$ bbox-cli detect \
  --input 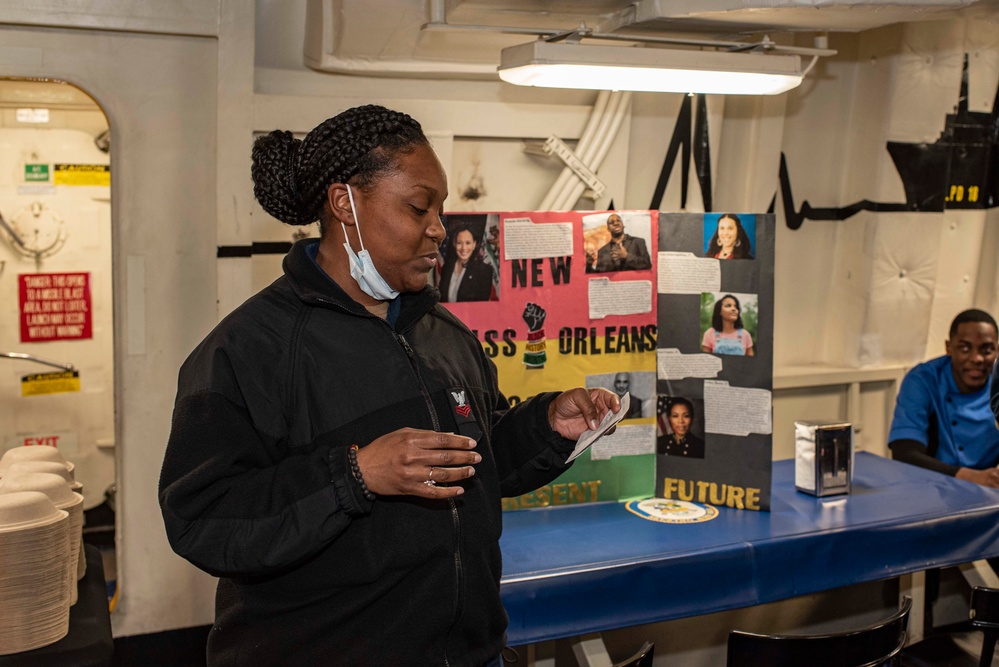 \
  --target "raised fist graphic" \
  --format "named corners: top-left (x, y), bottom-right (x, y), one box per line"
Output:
top-left (522, 302), bottom-right (547, 333)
